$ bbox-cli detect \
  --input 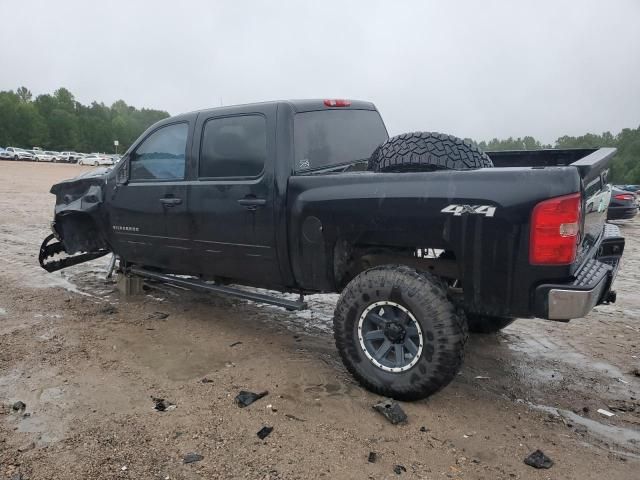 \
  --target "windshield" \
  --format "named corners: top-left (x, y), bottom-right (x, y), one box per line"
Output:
top-left (294, 109), bottom-right (388, 171)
